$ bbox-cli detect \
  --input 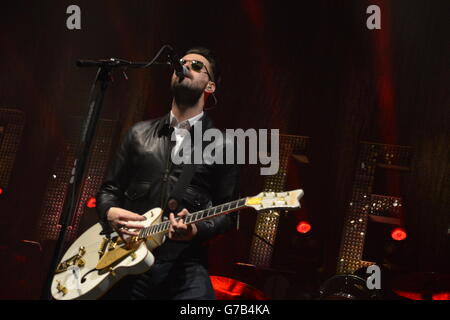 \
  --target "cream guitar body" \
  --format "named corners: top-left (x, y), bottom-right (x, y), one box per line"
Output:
top-left (51, 208), bottom-right (163, 300)
top-left (51, 189), bottom-right (304, 300)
